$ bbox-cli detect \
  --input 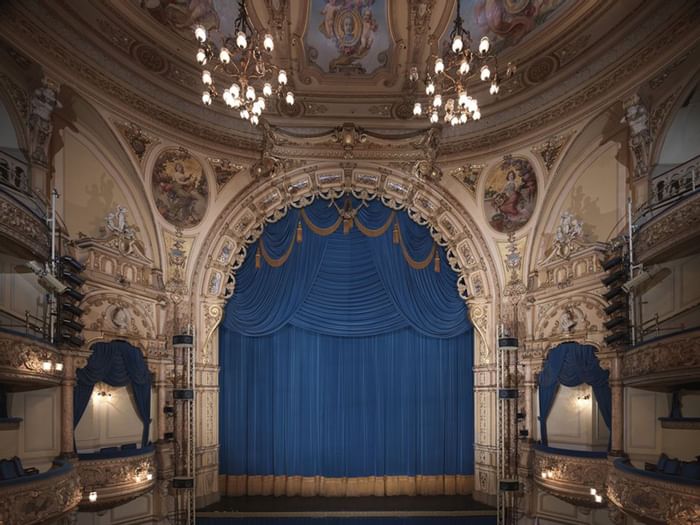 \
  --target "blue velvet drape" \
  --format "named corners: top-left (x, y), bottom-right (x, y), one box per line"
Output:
top-left (220, 198), bottom-right (474, 480)
top-left (74, 340), bottom-right (152, 447)
top-left (538, 342), bottom-right (612, 447)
